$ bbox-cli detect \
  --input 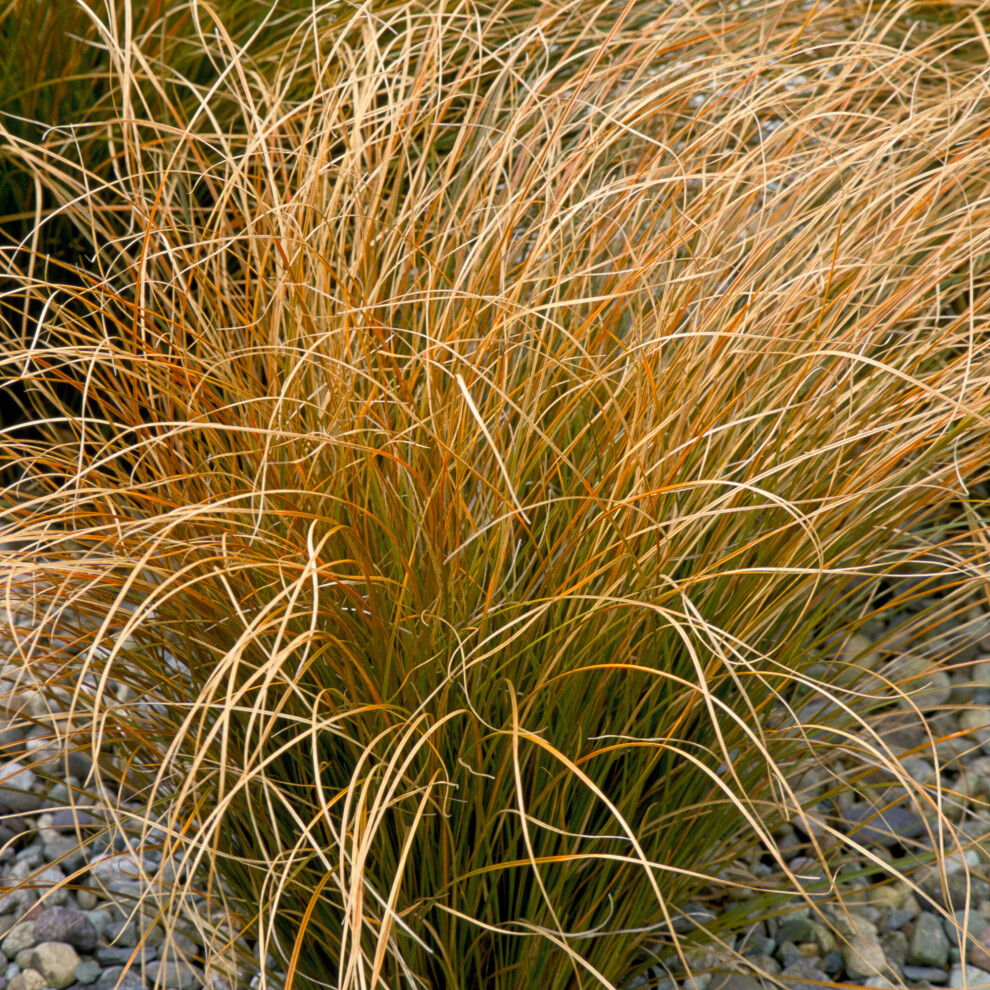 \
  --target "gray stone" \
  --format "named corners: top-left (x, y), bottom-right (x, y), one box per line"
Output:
top-left (49, 807), bottom-right (101, 834)
top-left (822, 951), bottom-right (844, 974)
top-left (741, 934), bottom-right (776, 957)
top-left (102, 880), bottom-right (144, 904)
top-left (626, 973), bottom-right (678, 990)
top-left (708, 975), bottom-right (763, 990)
top-left (844, 934), bottom-right (890, 978)
top-left (14, 842), bottom-right (43, 866)
top-left (76, 888), bottom-right (99, 910)
top-left (32, 907), bottom-right (97, 953)
top-left (776, 918), bottom-right (814, 944)
top-left (944, 851), bottom-right (981, 877)
top-left (74, 957), bottom-right (102, 985)
top-left (946, 910), bottom-right (990, 948)
top-left (948, 964), bottom-right (990, 987)
top-left (921, 871), bottom-right (990, 911)
top-left (776, 941), bottom-right (802, 967)
top-left (148, 960), bottom-right (206, 990)
top-left (0, 883), bottom-right (36, 917)
top-left (769, 909), bottom-right (810, 938)
top-left (7, 970), bottom-right (45, 990)
top-left (672, 904), bottom-right (718, 933)
top-left (93, 966), bottom-right (146, 990)
top-left (743, 954), bottom-right (780, 976)
top-left (96, 945), bottom-right (158, 966)
top-left (902, 758), bottom-right (938, 784)
top-left (85, 910), bottom-right (113, 941)
top-left (166, 928), bottom-right (202, 956)
top-left (0, 924), bottom-right (35, 958)
top-left (41, 865), bottom-right (69, 905)
top-left (0, 764), bottom-right (42, 815)
top-left (42, 835), bottom-right (87, 874)
top-left (207, 971), bottom-right (235, 990)
top-left (959, 709), bottom-right (990, 745)
top-left (21, 734), bottom-right (68, 777)
top-left (903, 964), bottom-right (950, 983)
top-left (911, 912), bottom-right (952, 968)
top-left (779, 959), bottom-right (829, 990)
top-left (827, 908), bottom-right (878, 939)
top-left (830, 632), bottom-right (883, 687)
top-left (807, 921), bottom-right (836, 955)
top-left (890, 656), bottom-right (952, 710)
top-left (88, 851), bottom-right (144, 890)
top-left (0, 718), bottom-right (27, 760)
top-left (105, 920), bottom-right (138, 948)
top-left (26, 942), bottom-right (80, 990)
top-left (885, 907), bottom-right (916, 932)
top-left (882, 929), bottom-right (909, 969)
top-left (841, 802), bottom-right (927, 847)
